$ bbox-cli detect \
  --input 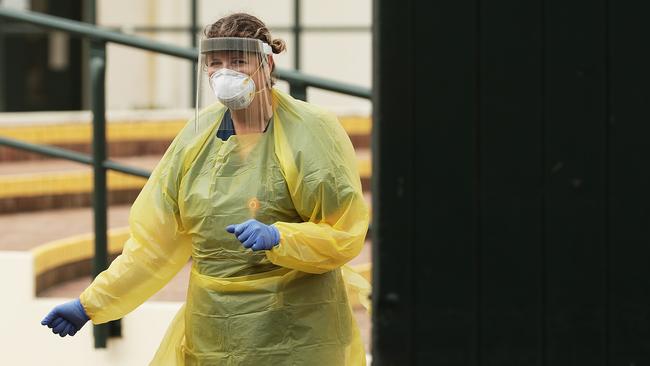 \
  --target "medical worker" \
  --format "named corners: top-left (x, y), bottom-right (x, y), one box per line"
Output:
top-left (41, 13), bottom-right (369, 365)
